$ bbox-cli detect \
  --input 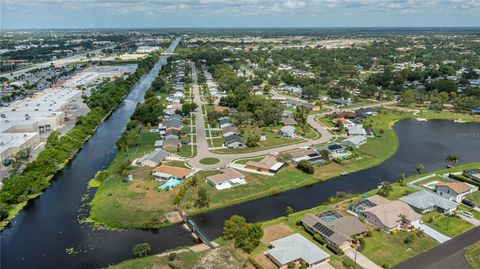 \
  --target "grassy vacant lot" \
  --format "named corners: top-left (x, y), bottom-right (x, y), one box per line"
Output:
top-left (87, 126), bottom-right (185, 229)
top-left (109, 244), bottom-right (248, 269)
top-left (213, 128), bottom-right (305, 154)
top-left (421, 211), bottom-right (474, 237)
top-left (361, 229), bottom-right (438, 268)
top-left (465, 240), bottom-right (480, 269)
